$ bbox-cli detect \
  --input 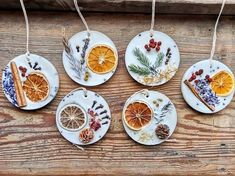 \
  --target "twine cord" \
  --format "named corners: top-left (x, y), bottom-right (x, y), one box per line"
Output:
top-left (20, 0), bottom-right (30, 55)
top-left (150, 0), bottom-right (156, 36)
top-left (74, 0), bottom-right (91, 36)
top-left (209, 0), bottom-right (226, 63)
